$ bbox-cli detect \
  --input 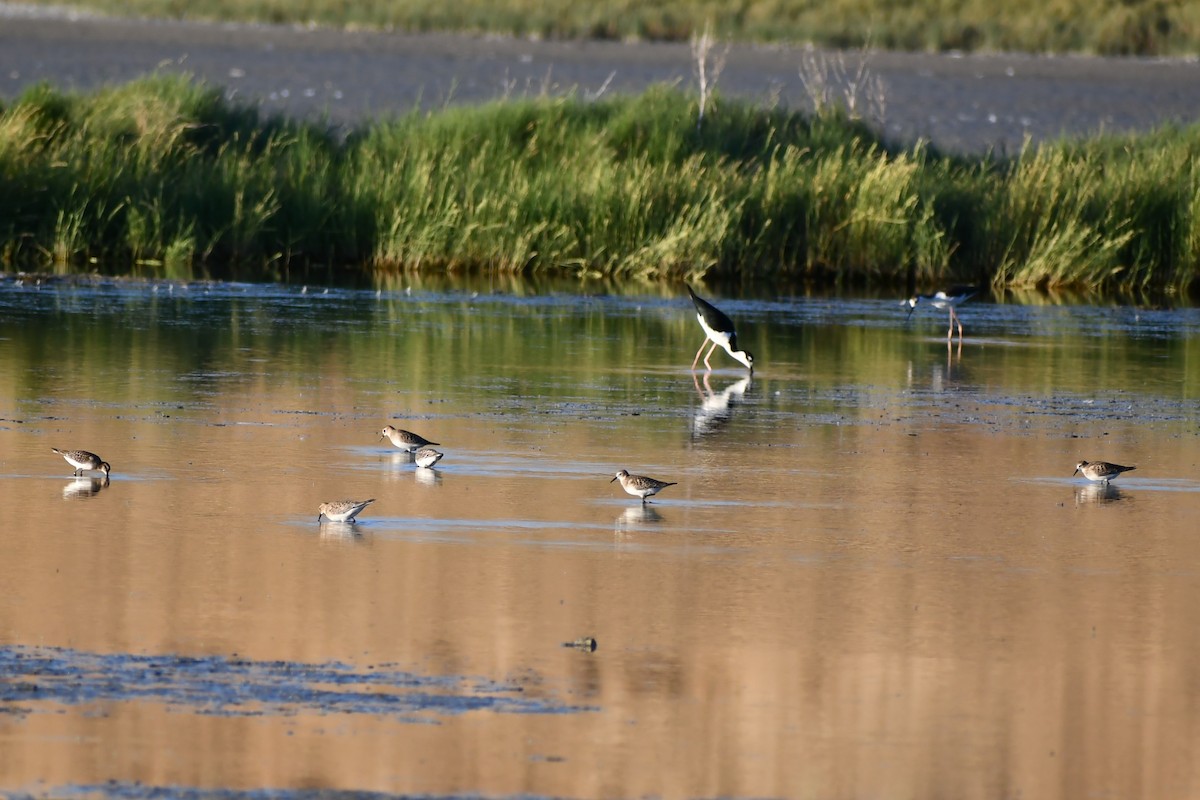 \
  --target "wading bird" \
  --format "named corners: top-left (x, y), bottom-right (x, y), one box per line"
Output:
top-left (686, 284), bottom-right (753, 371)
top-left (1073, 461), bottom-right (1136, 484)
top-left (317, 498), bottom-right (376, 523)
top-left (905, 286), bottom-right (978, 341)
top-left (610, 470), bottom-right (677, 504)
top-left (380, 425), bottom-right (439, 453)
top-left (51, 448), bottom-right (111, 478)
